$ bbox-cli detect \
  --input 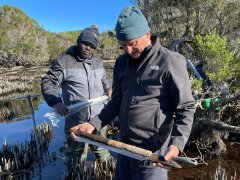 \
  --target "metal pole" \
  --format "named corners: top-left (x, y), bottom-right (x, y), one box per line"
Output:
top-left (27, 95), bottom-right (40, 158)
